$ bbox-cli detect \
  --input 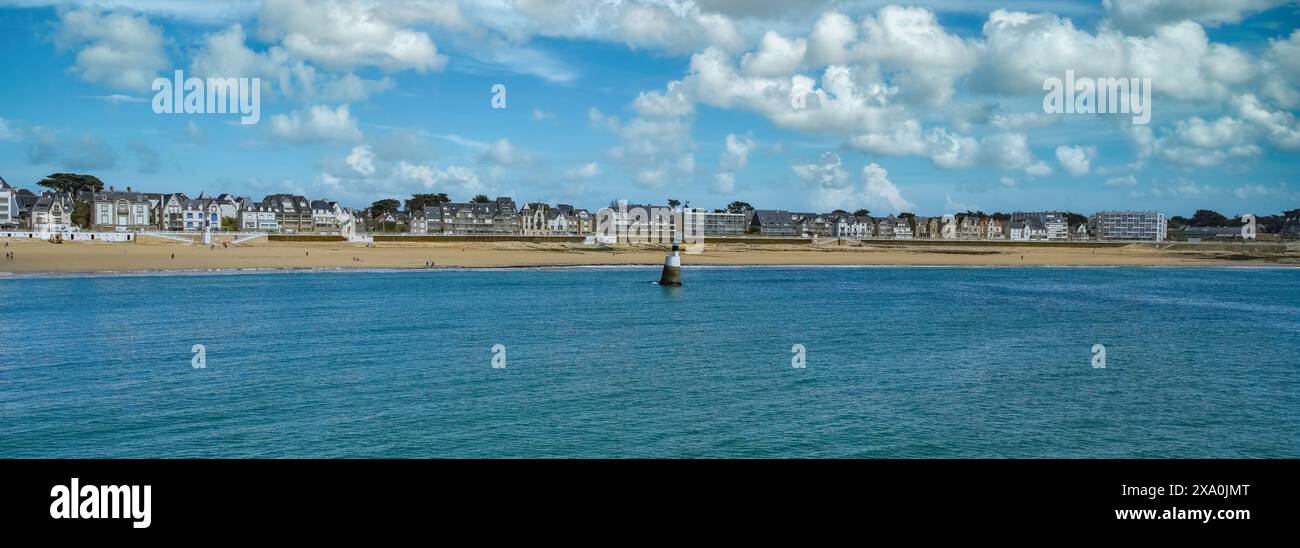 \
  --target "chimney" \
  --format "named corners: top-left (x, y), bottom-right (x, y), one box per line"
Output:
top-left (127, 186), bottom-right (132, 193)
top-left (109, 185), bottom-right (115, 192)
